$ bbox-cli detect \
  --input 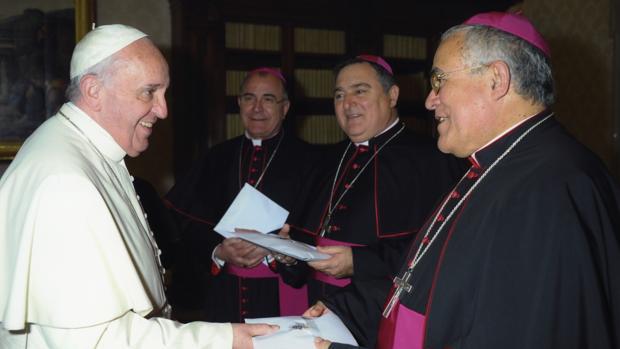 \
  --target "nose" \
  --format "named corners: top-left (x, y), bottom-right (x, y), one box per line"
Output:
top-left (253, 99), bottom-right (264, 112)
top-left (154, 93), bottom-right (168, 119)
top-left (425, 89), bottom-right (438, 111)
top-left (342, 93), bottom-right (355, 109)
